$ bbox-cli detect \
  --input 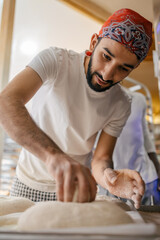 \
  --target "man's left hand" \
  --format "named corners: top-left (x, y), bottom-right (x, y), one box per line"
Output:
top-left (103, 168), bottom-right (145, 209)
